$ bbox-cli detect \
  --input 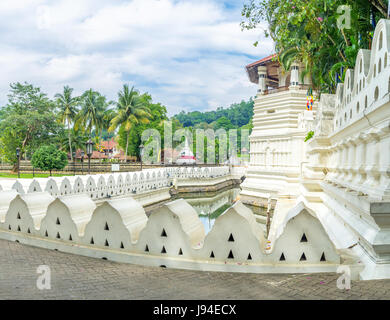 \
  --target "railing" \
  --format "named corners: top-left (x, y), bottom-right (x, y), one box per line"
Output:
top-left (262, 84), bottom-right (312, 95)
top-left (0, 166), bottom-right (231, 199)
top-left (0, 161), bottom-right (225, 176)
